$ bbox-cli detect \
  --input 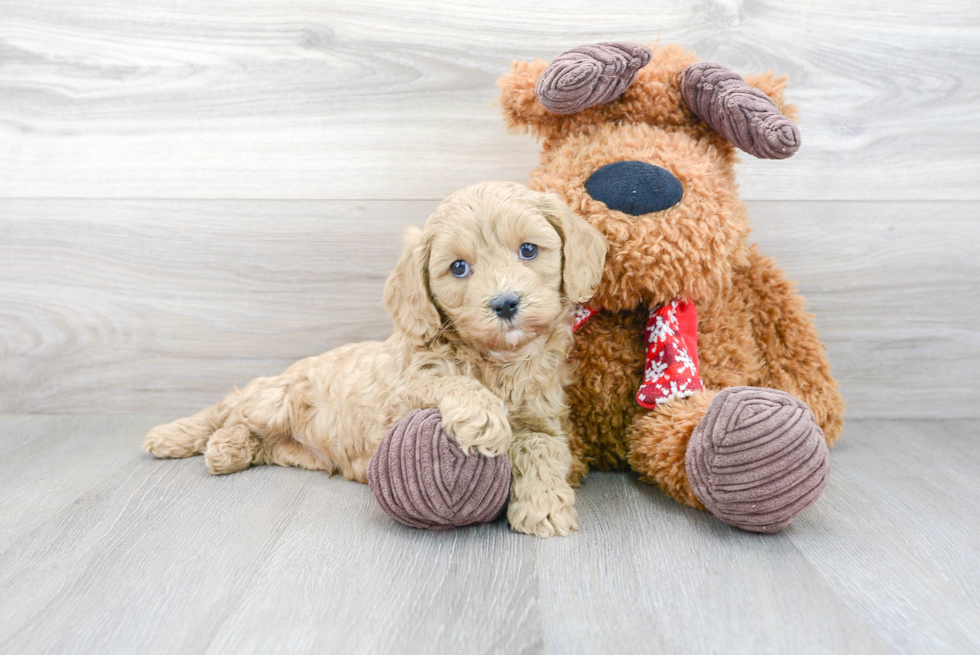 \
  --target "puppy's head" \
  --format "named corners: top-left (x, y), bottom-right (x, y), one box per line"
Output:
top-left (383, 181), bottom-right (606, 352)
